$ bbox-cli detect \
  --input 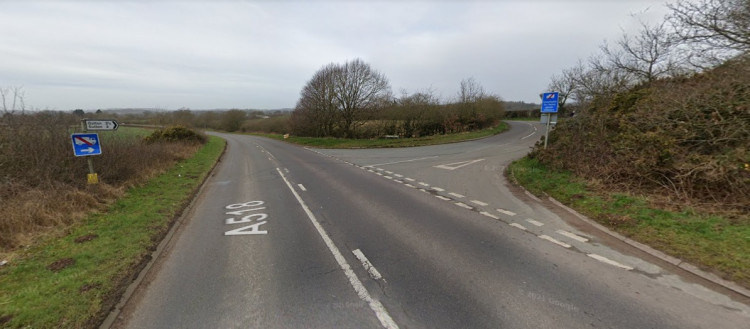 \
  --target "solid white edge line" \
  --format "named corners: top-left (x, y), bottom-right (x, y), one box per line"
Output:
top-left (352, 249), bottom-right (385, 281)
top-left (538, 235), bottom-right (572, 248)
top-left (275, 168), bottom-right (399, 329)
top-left (587, 254), bottom-right (634, 270)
